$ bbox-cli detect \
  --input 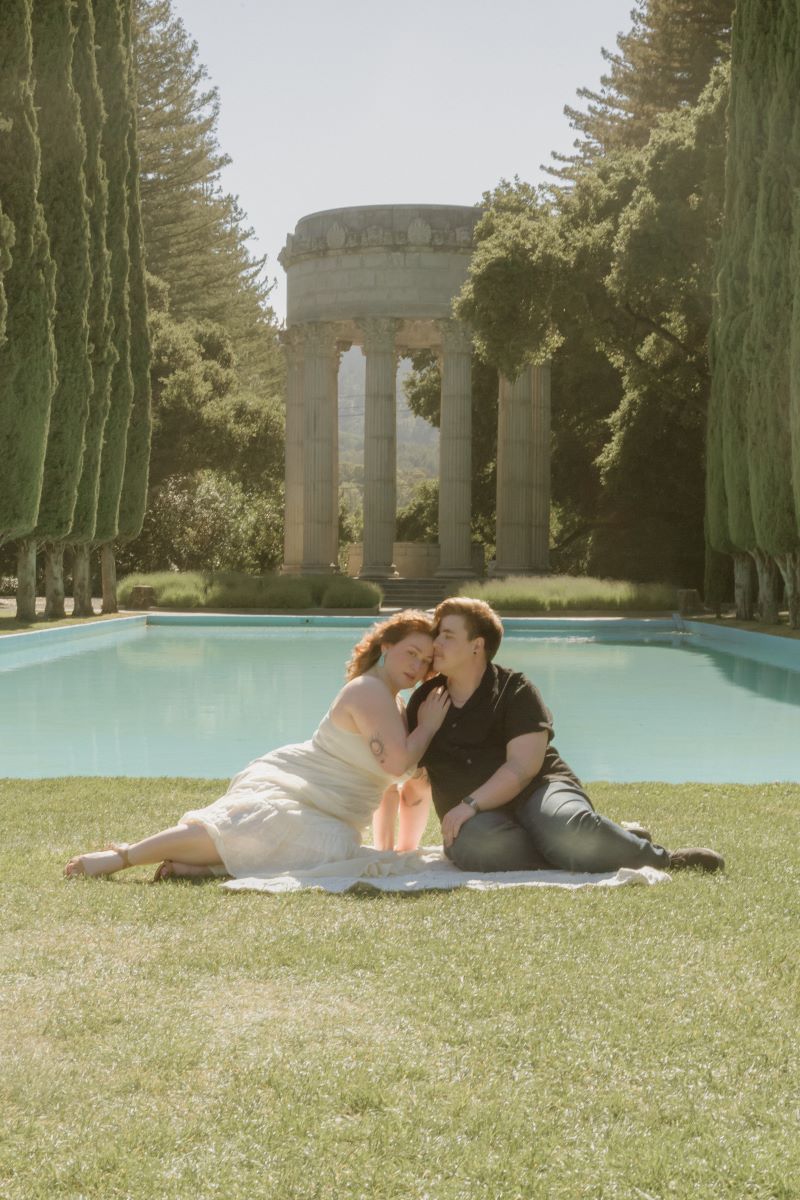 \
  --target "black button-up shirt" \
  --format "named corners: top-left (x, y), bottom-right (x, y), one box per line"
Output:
top-left (406, 662), bottom-right (581, 821)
